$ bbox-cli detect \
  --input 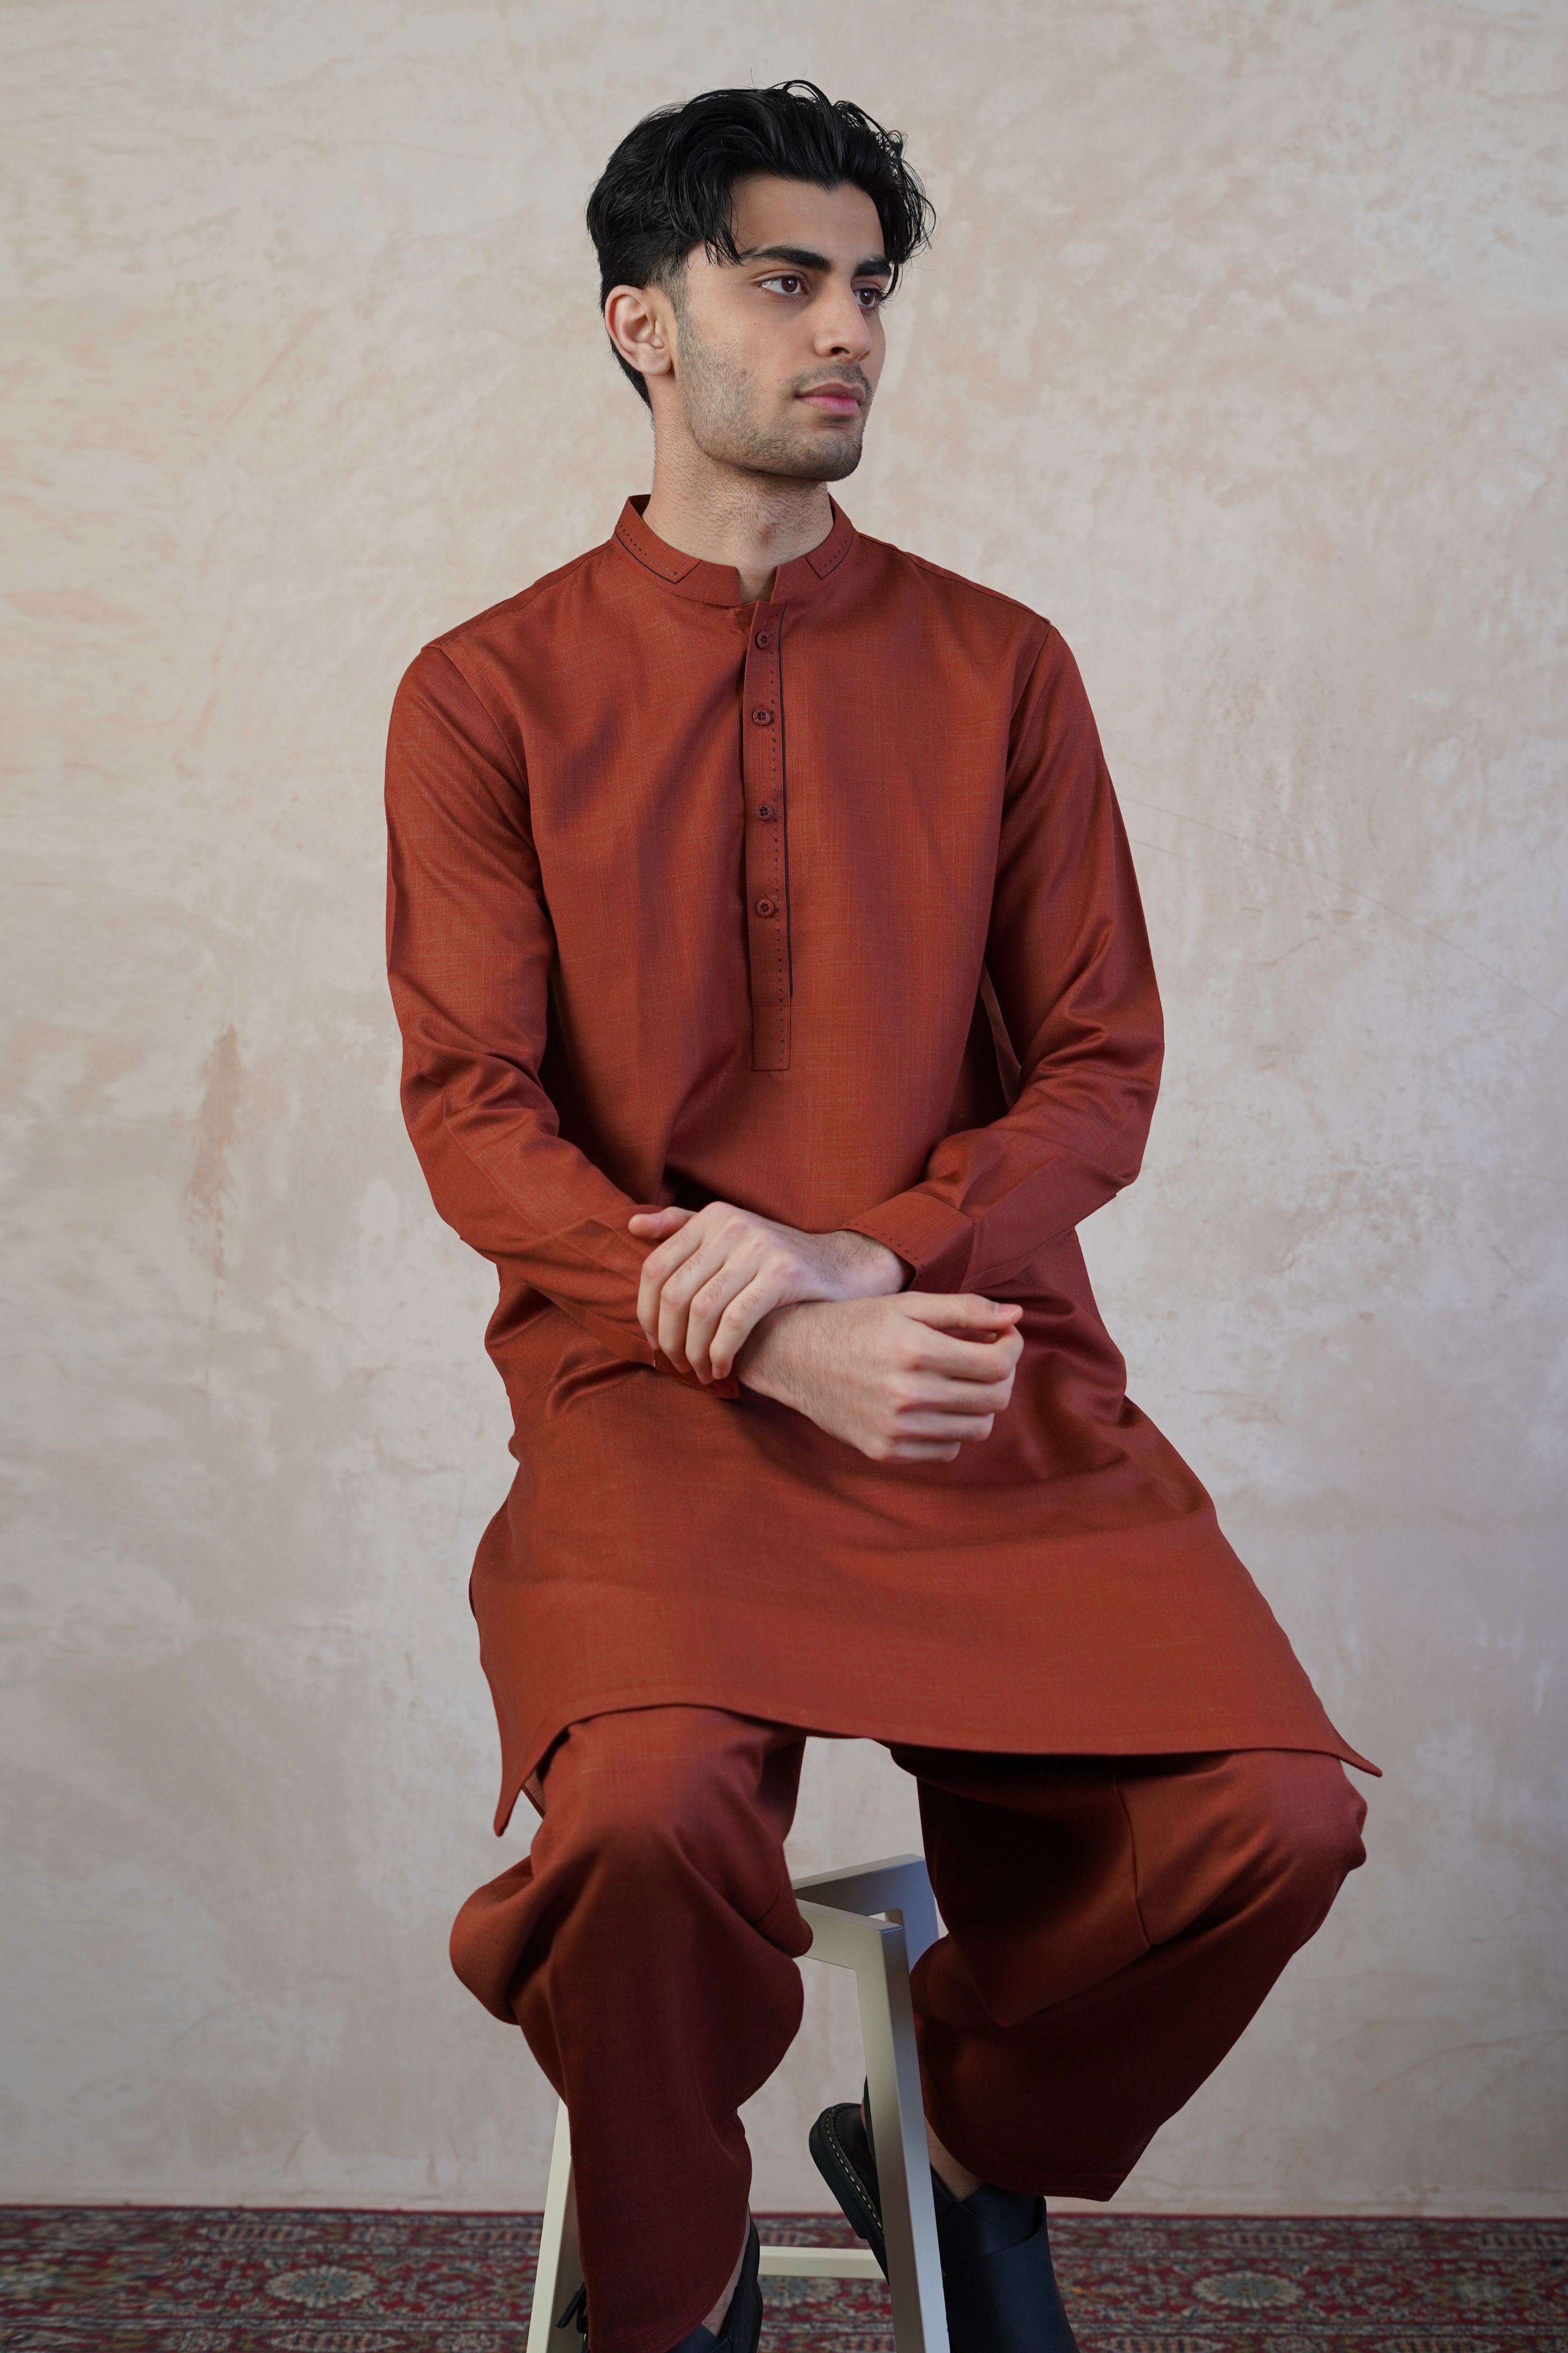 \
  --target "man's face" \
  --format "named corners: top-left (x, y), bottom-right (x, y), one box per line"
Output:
top-left (666, 176), bottom-right (890, 483)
